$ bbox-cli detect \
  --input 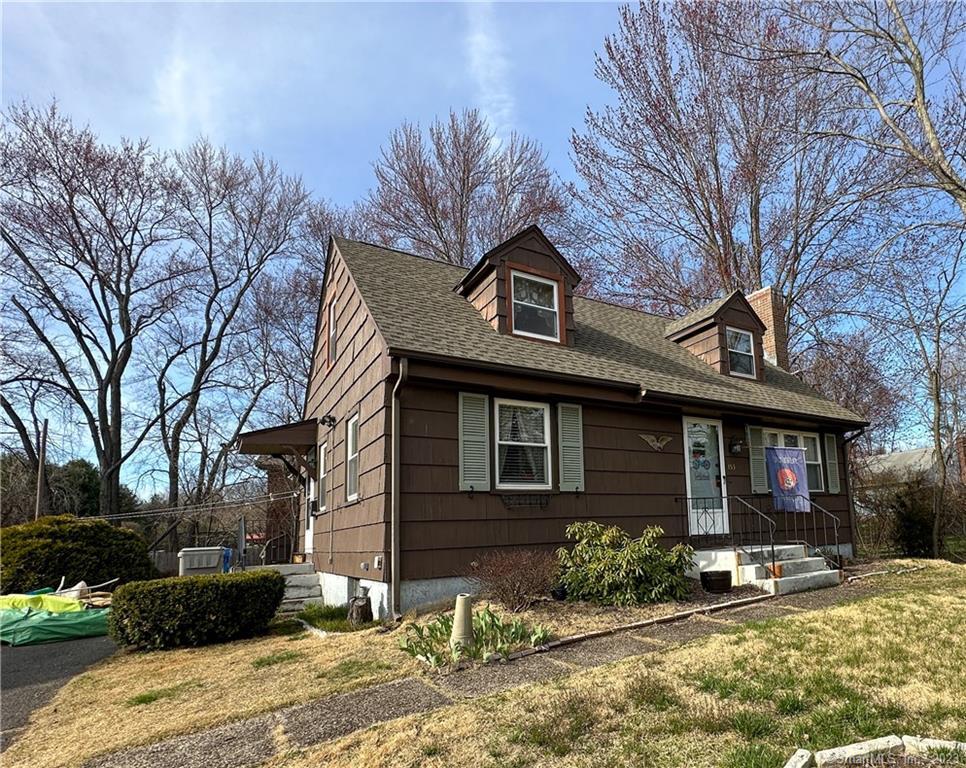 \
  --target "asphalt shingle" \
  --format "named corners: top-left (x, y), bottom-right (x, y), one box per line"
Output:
top-left (334, 238), bottom-right (865, 425)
